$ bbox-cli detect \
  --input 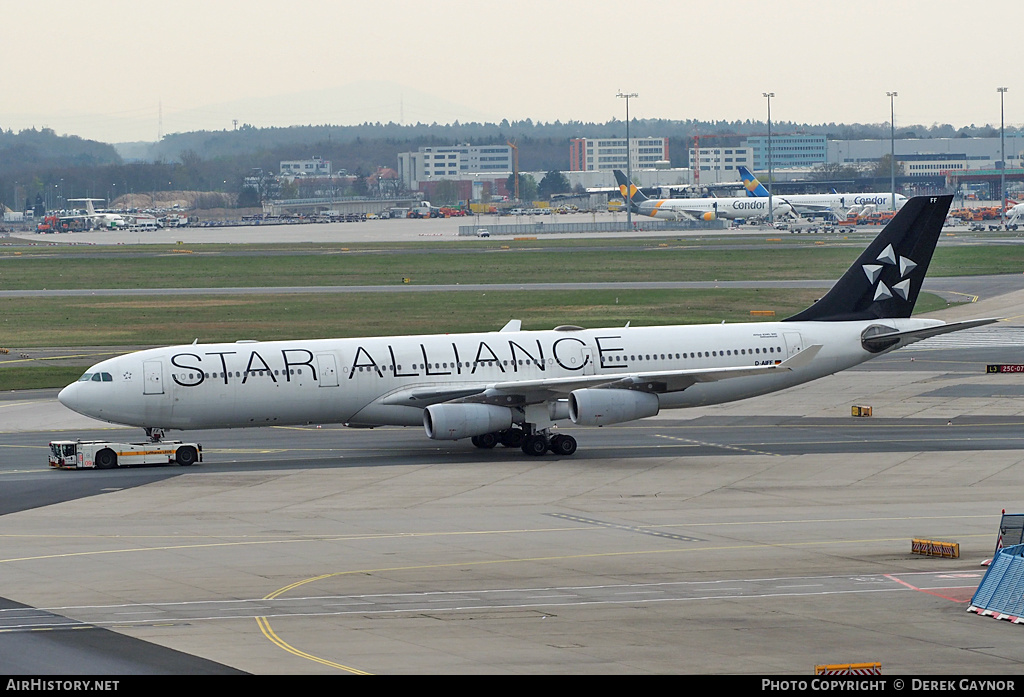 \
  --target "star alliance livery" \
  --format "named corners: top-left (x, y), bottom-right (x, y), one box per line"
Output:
top-left (59, 194), bottom-right (994, 457)
top-left (613, 170), bottom-right (792, 221)
top-left (737, 166), bottom-right (907, 215)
